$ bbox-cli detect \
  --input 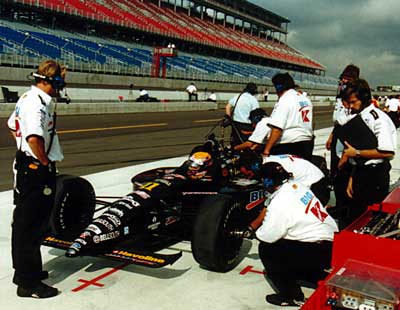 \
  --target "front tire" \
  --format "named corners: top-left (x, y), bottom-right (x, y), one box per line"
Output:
top-left (49, 175), bottom-right (96, 239)
top-left (191, 194), bottom-right (245, 272)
